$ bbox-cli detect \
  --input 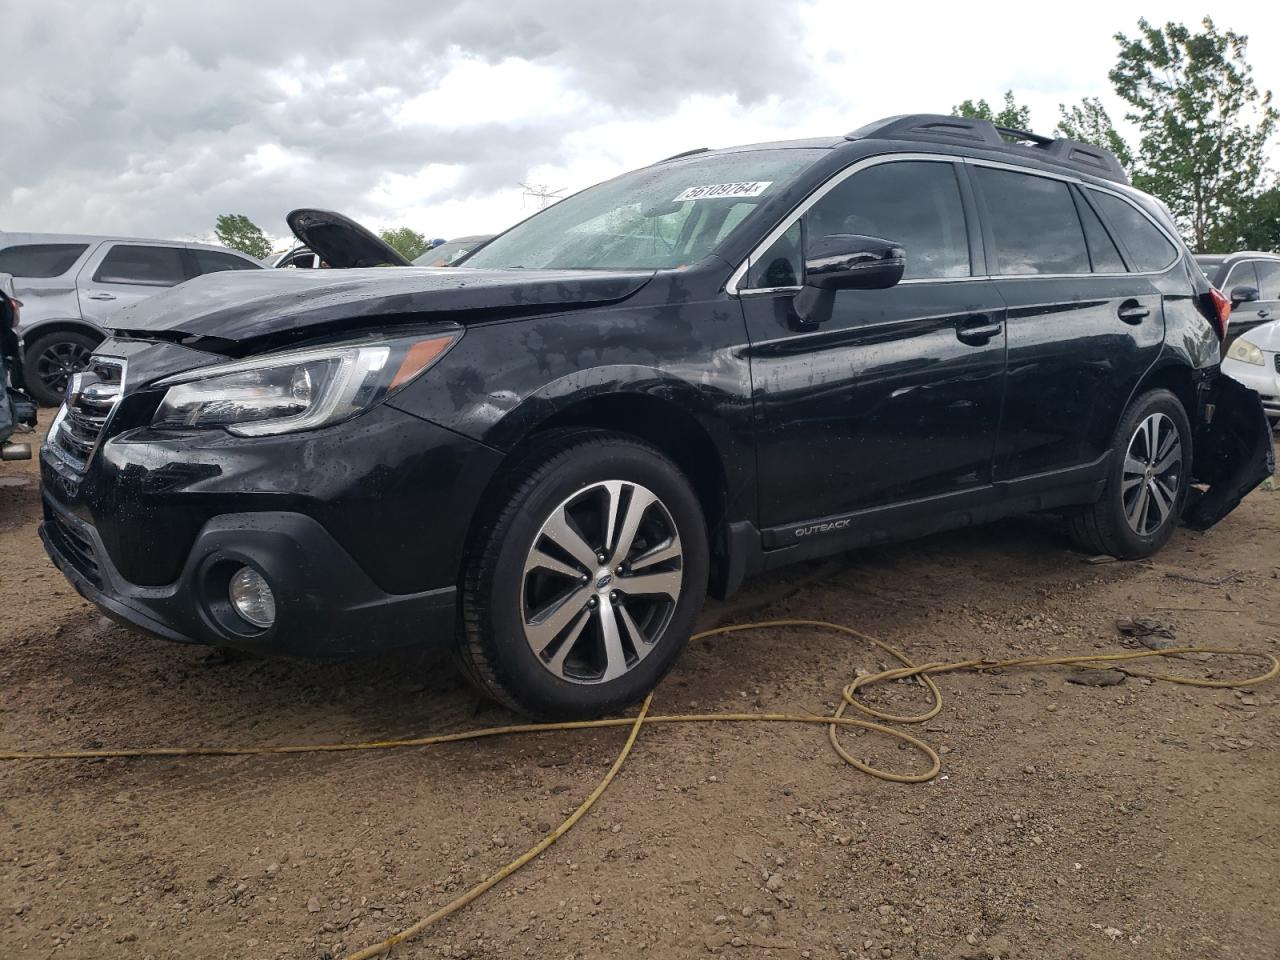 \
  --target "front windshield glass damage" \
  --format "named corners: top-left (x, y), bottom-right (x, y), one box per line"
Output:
top-left (463, 149), bottom-right (826, 271)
